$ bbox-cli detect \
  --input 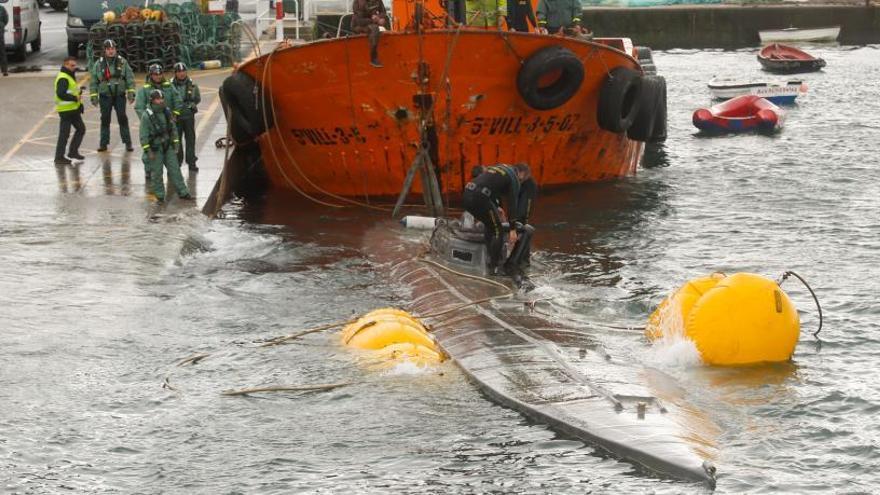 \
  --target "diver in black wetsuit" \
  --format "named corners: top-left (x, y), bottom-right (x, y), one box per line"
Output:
top-left (508, 173), bottom-right (537, 271)
top-left (462, 163), bottom-right (535, 276)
